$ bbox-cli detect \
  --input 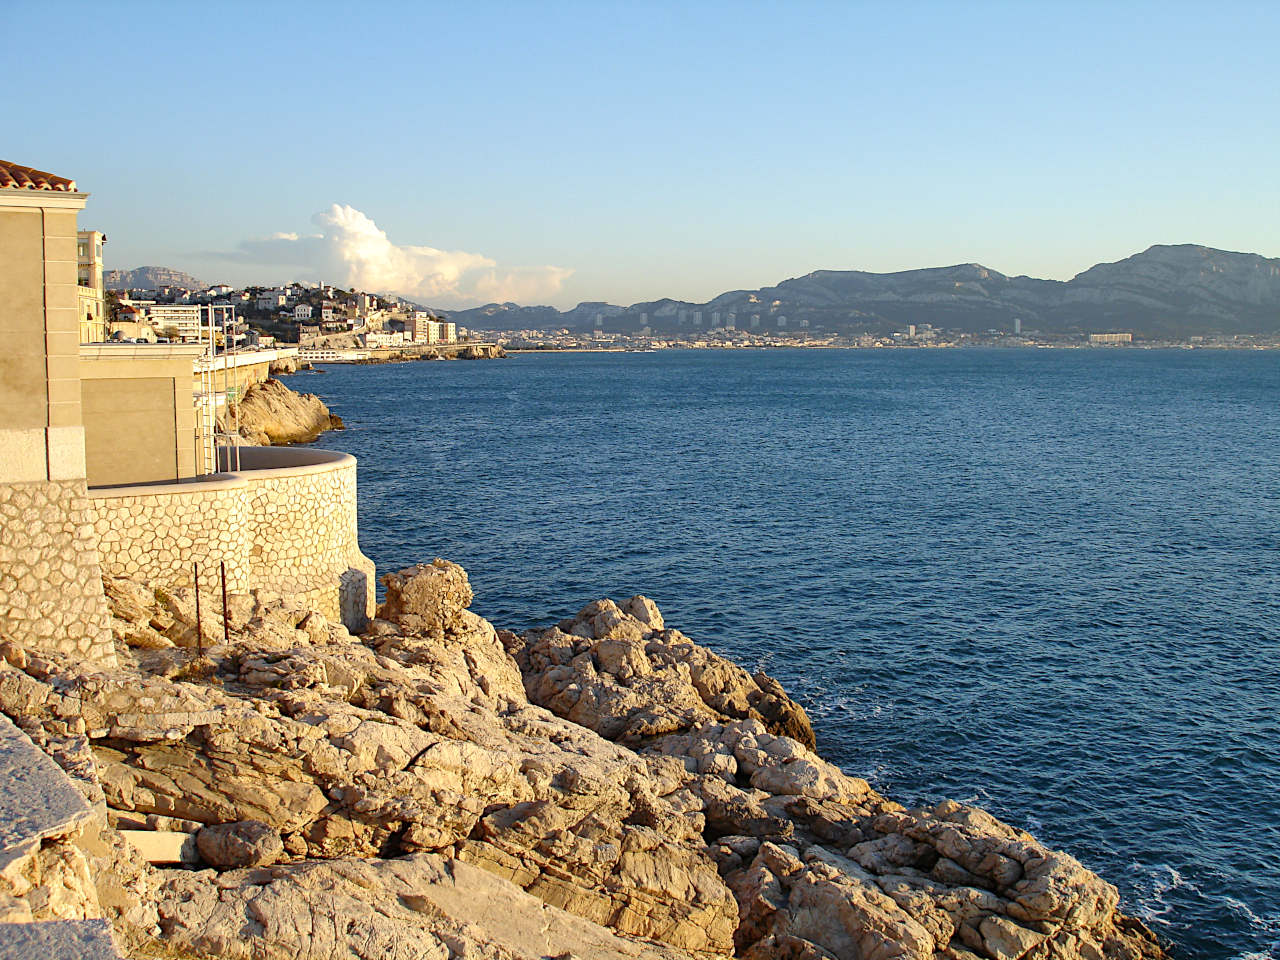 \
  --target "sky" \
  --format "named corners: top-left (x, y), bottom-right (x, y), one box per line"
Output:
top-left (5, 0), bottom-right (1278, 309)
